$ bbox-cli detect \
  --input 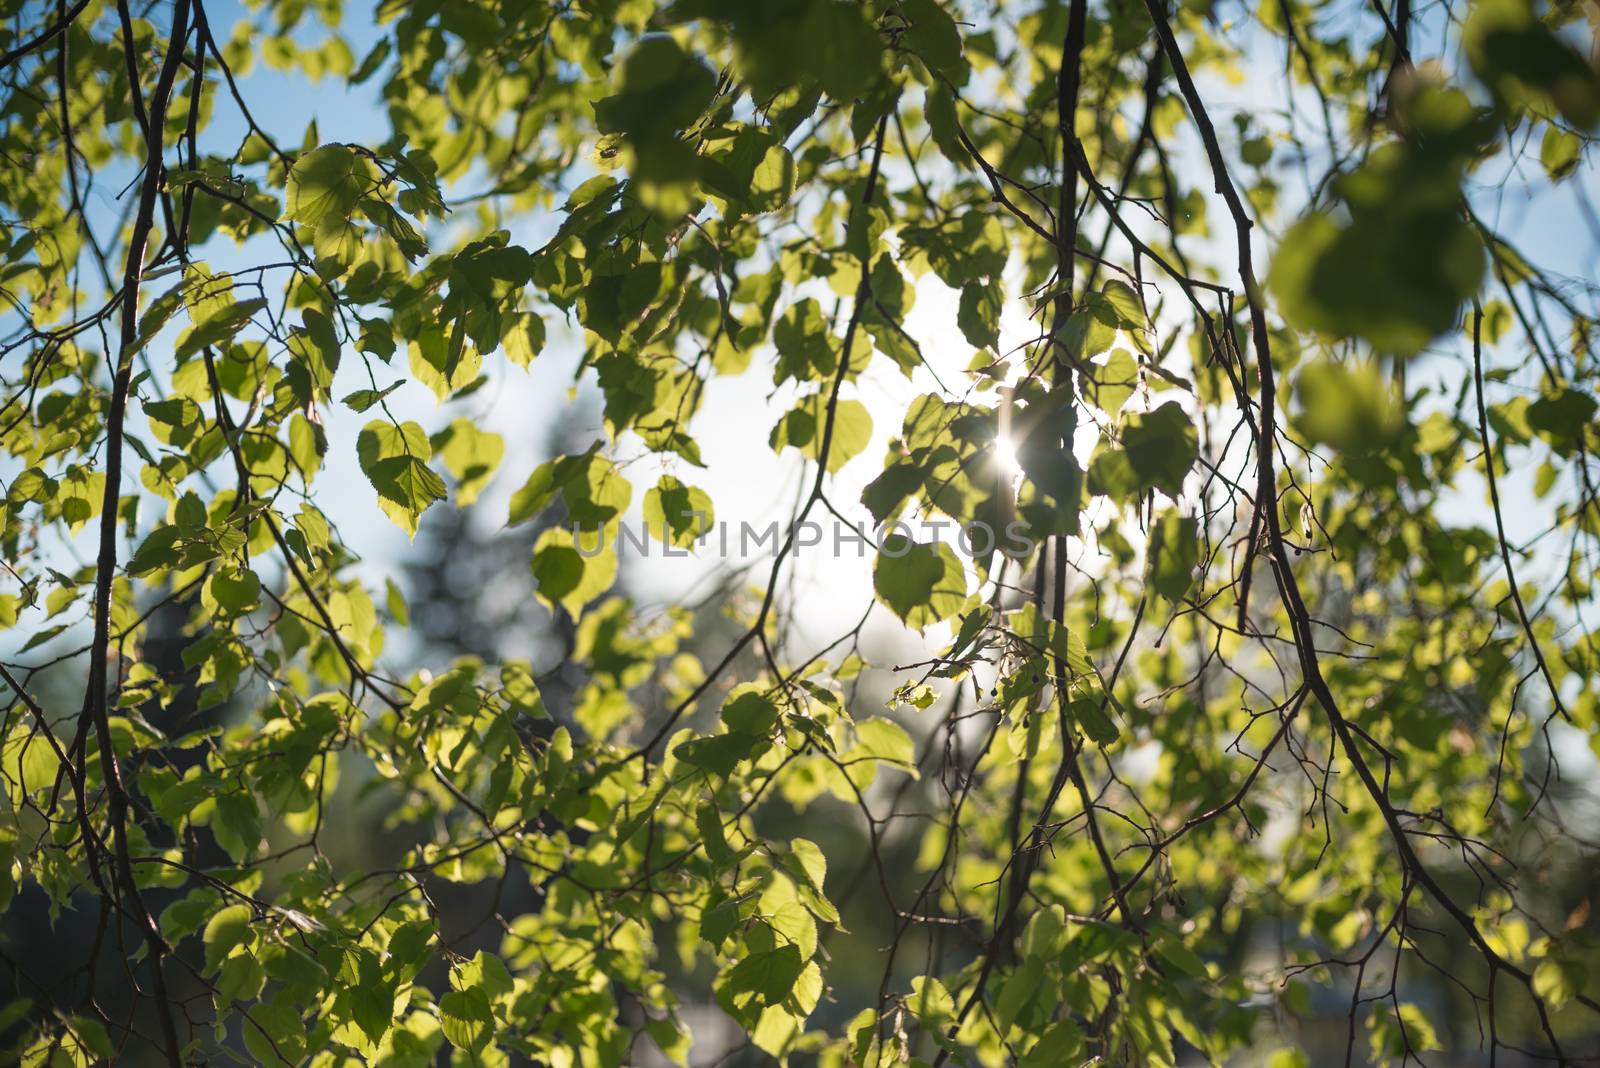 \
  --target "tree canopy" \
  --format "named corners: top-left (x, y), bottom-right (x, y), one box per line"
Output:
top-left (1, 0), bottom-right (1599, 1065)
